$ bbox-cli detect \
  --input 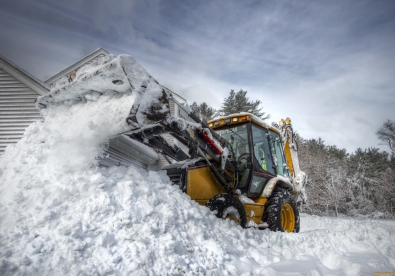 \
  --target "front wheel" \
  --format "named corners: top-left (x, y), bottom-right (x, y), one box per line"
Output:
top-left (262, 187), bottom-right (300, 233)
top-left (206, 193), bottom-right (247, 228)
